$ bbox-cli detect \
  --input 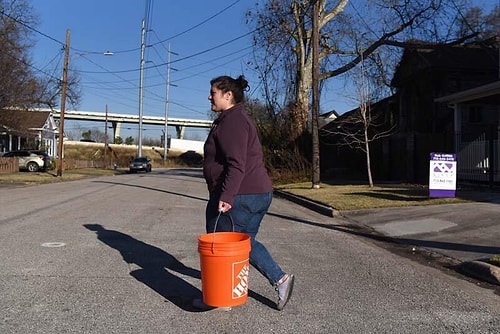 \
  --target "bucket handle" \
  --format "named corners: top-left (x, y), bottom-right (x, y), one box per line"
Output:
top-left (211, 210), bottom-right (235, 253)
top-left (213, 210), bottom-right (235, 233)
